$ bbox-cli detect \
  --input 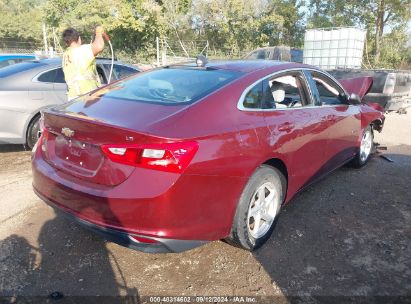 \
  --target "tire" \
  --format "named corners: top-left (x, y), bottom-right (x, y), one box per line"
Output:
top-left (351, 125), bottom-right (374, 168)
top-left (227, 165), bottom-right (286, 251)
top-left (26, 115), bottom-right (40, 149)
